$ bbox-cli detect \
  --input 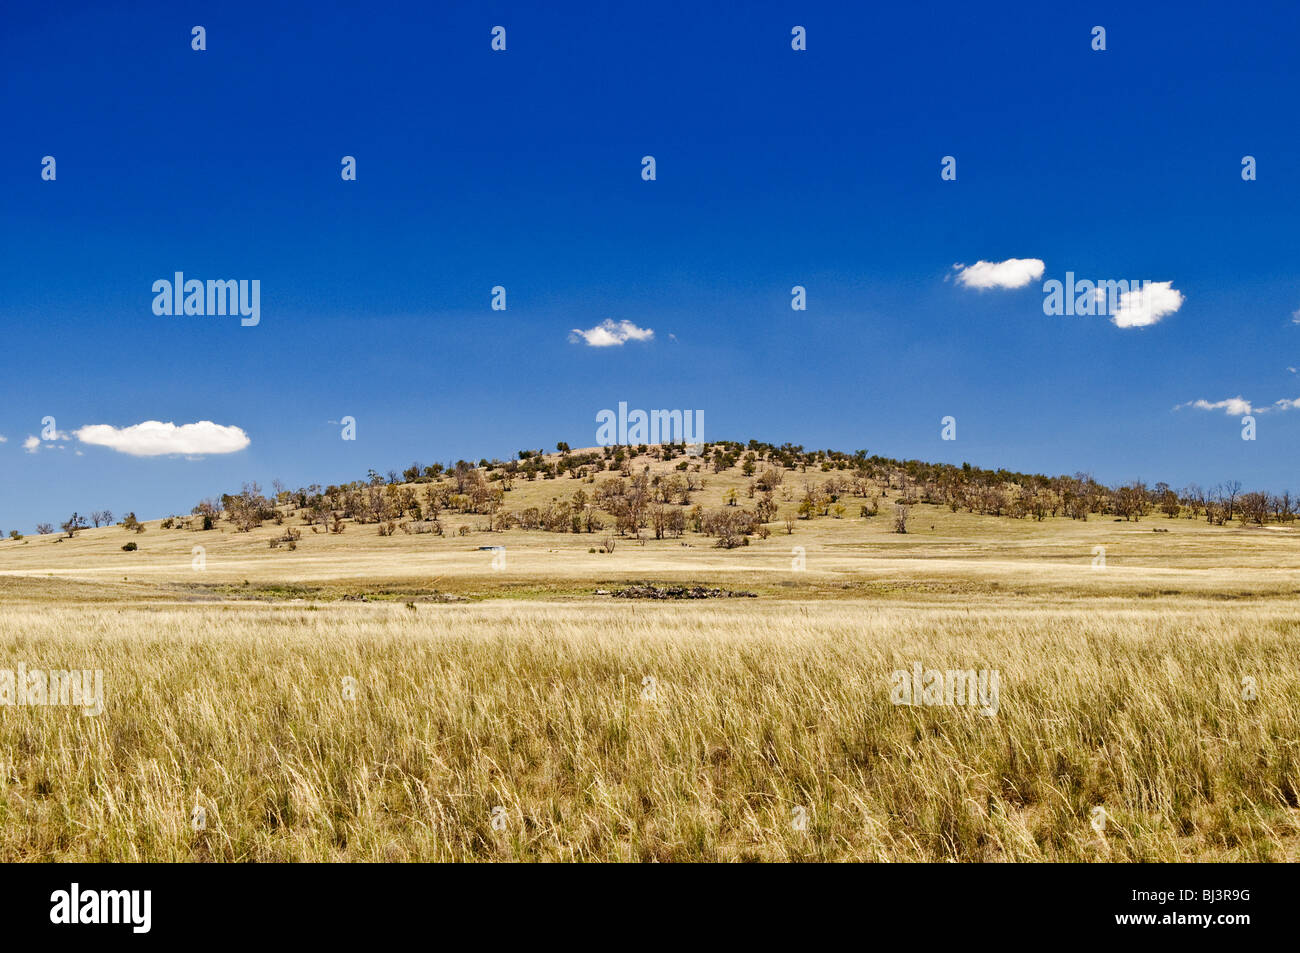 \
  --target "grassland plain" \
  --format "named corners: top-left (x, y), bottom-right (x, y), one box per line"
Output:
top-left (0, 450), bottom-right (1298, 861)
